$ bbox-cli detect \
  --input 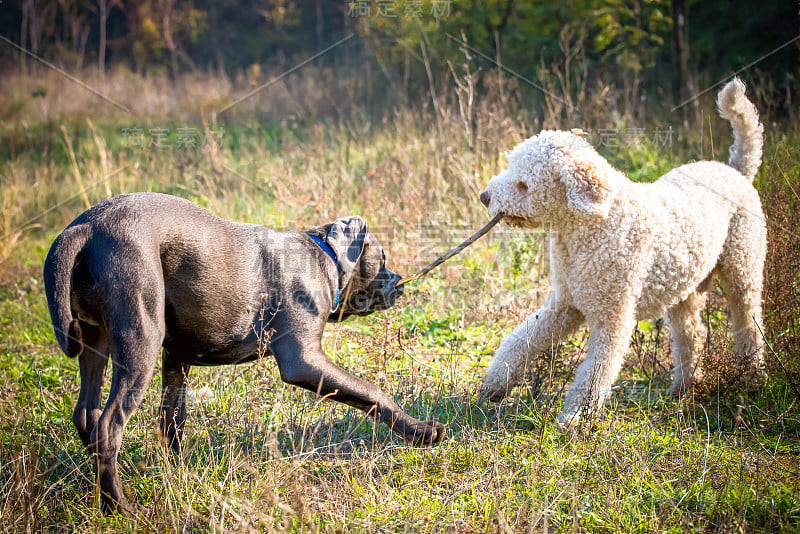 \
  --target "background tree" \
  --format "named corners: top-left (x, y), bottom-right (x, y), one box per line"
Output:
top-left (0, 0), bottom-right (797, 117)
top-left (98, 0), bottom-right (122, 79)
